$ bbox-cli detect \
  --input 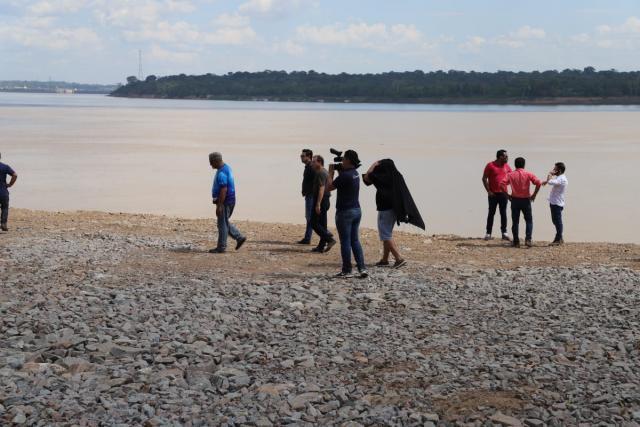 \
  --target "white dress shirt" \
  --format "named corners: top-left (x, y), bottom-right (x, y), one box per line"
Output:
top-left (547, 174), bottom-right (568, 207)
